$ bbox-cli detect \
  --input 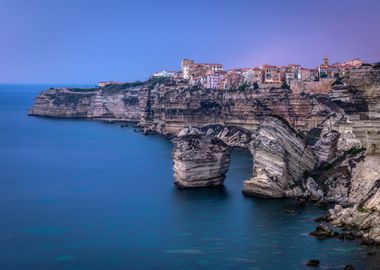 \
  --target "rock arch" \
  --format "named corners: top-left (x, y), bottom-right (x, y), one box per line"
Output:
top-left (172, 117), bottom-right (317, 198)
